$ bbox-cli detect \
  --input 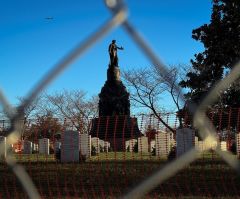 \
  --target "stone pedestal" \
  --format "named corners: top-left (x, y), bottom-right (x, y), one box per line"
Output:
top-left (90, 116), bottom-right (140, 151)
top-left (99, 66), bottom-right (130, 116)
